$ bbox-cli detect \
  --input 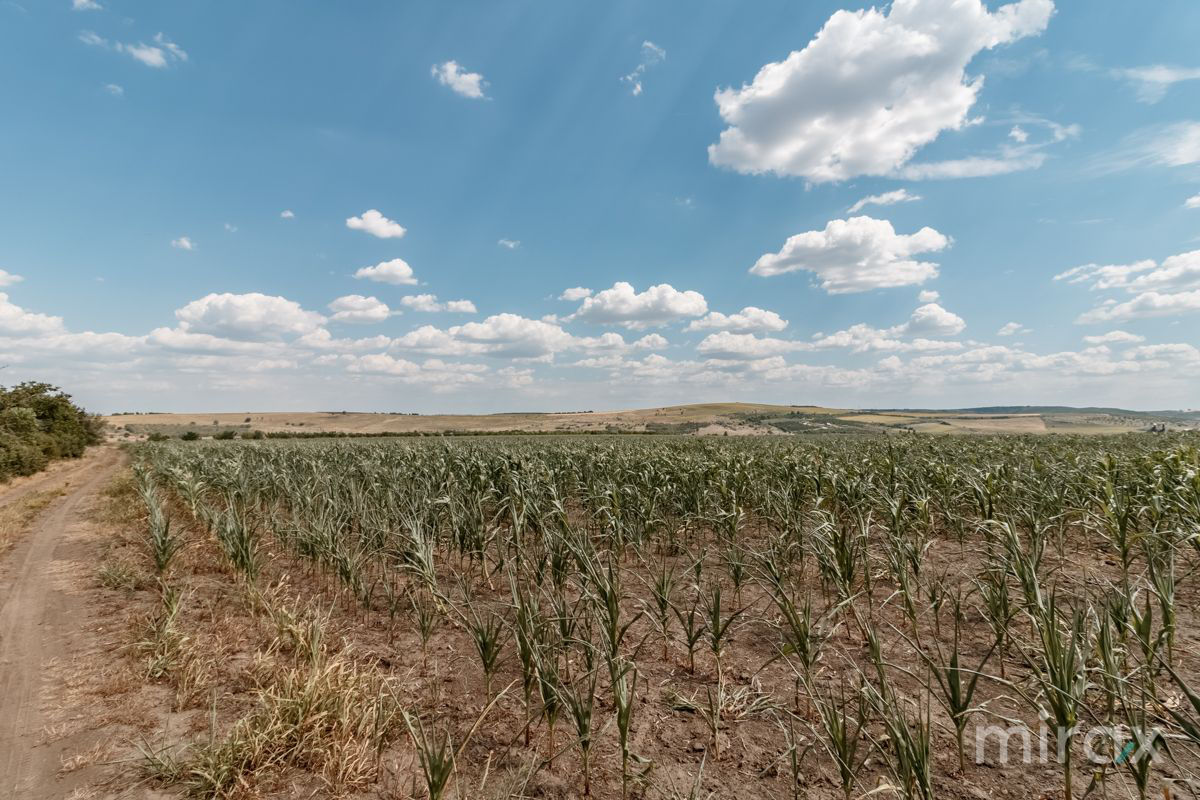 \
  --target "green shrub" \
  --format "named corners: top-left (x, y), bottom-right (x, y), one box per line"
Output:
top-left (180, 431), bottom-right (201, 441)
top-left (0, 382), bottom-right (101, 481)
